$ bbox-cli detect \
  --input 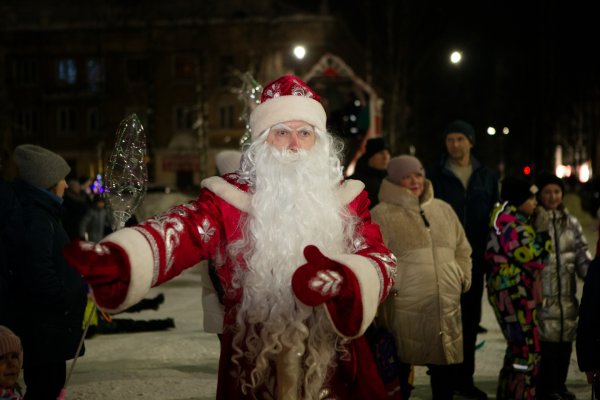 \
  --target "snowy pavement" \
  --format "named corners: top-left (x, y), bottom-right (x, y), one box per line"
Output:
top-left (52, 264), bottom-right (594, 400)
